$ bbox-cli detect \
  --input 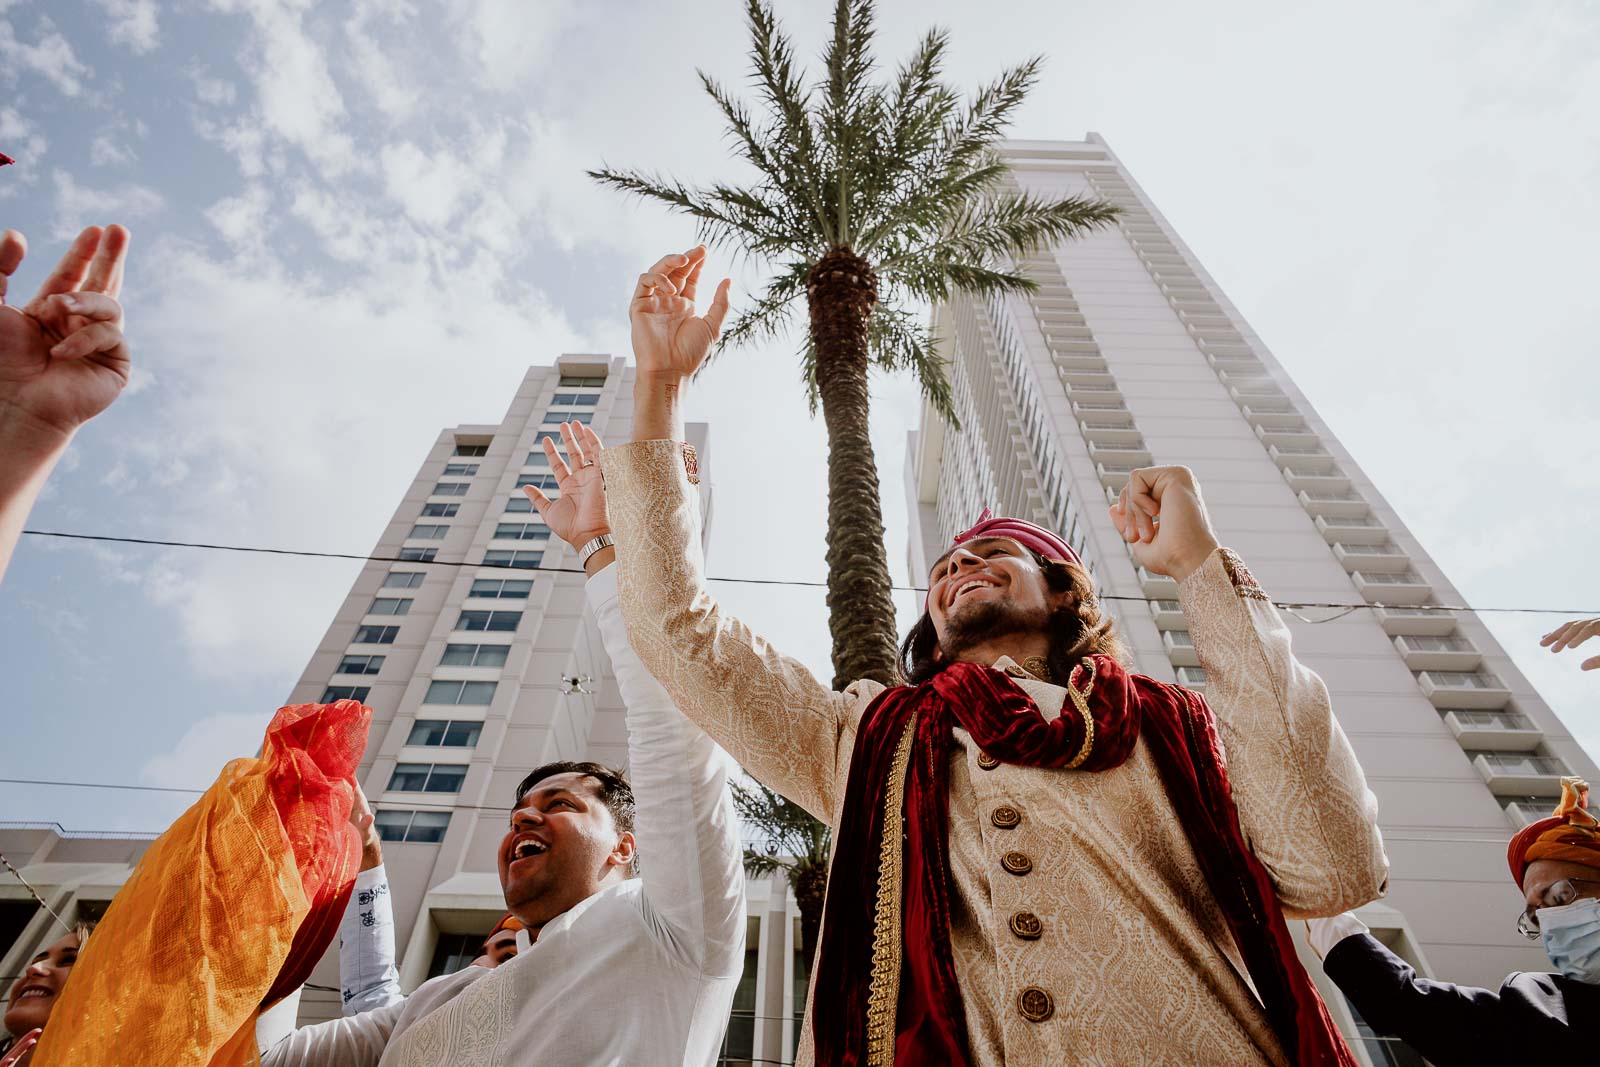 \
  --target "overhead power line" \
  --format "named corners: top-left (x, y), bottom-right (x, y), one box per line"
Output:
top-left (20, 528), bottom-right (1596, 617)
